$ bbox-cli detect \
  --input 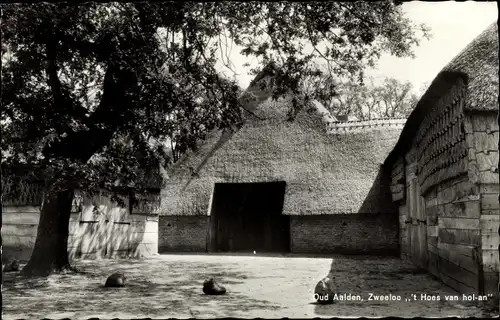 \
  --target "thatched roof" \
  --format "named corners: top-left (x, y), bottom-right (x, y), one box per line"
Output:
top-left (162, 66), bottom-right (405, 216)
top-left (443, 22), bottom-right (498, 112)
top-left (384, 22), bottom-right (499, 167)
